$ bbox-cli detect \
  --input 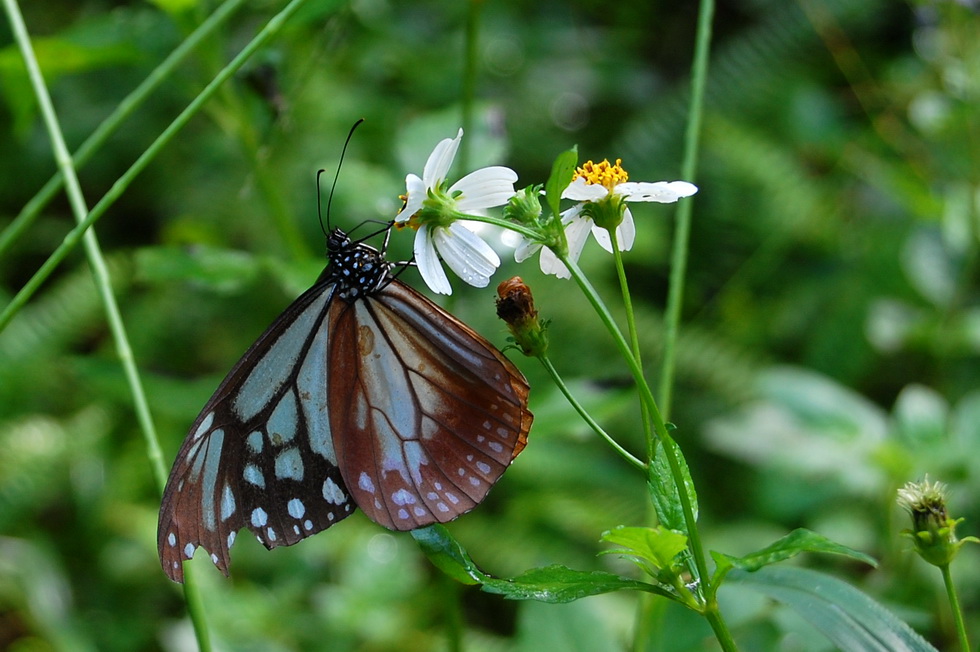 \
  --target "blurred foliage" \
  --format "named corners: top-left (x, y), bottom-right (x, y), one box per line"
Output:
top-left (1, 0), bottom-right (979, 650)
